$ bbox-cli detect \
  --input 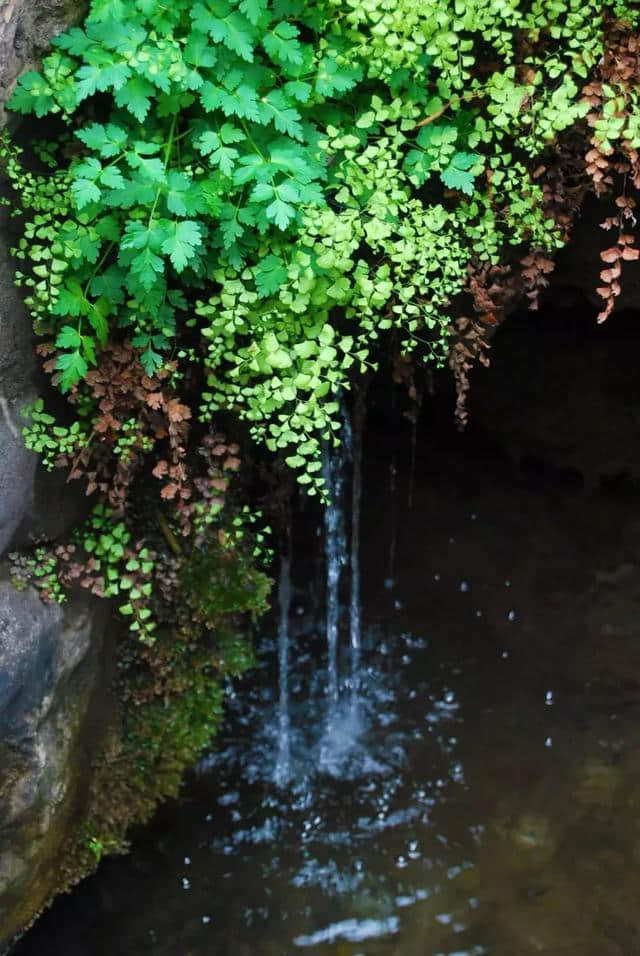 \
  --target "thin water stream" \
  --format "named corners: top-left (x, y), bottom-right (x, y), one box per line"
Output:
top-left (274, 550), bottom-right (292, 788)
top-left (322, 435), bottom-right (349, 714)
top-left (15, 438), bottom-right (640, 956)
top-left (349, 391), bottom-right (365, 706)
